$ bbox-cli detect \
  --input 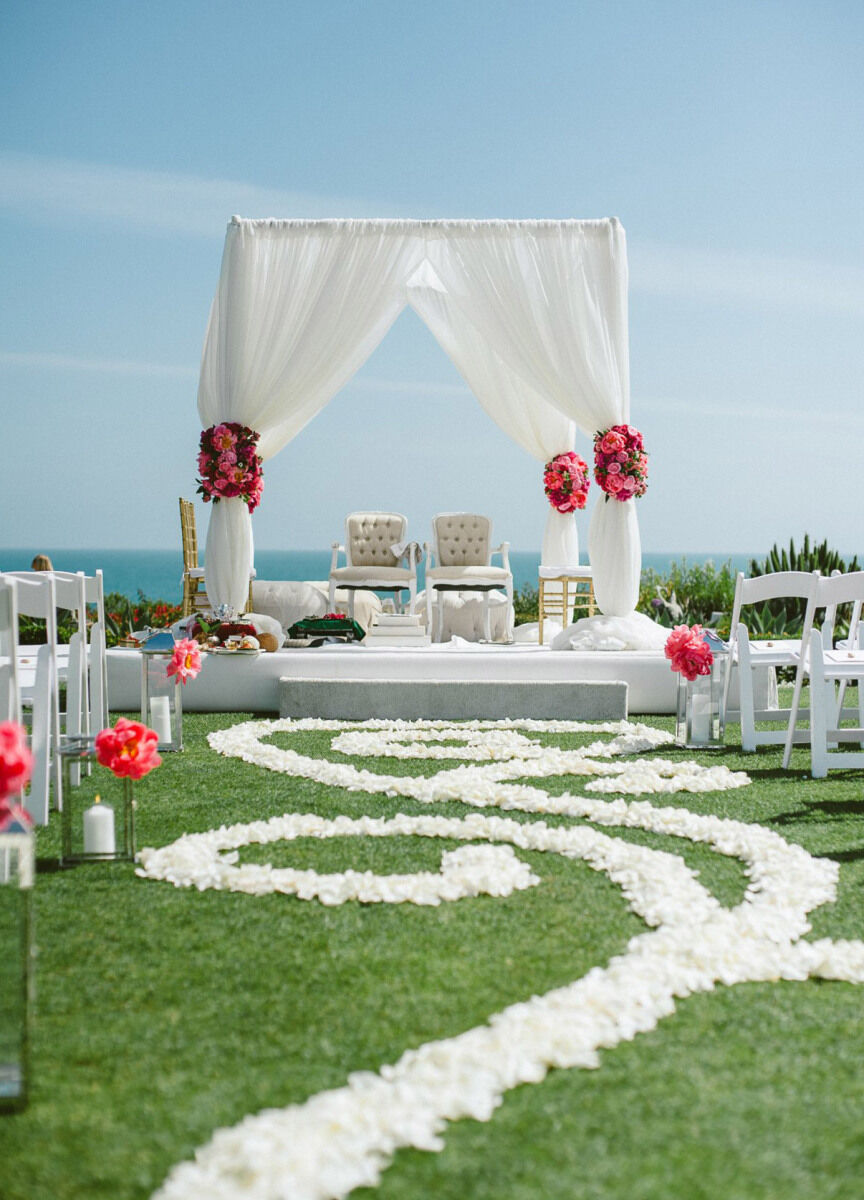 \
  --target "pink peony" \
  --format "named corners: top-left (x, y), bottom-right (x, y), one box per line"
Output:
top-left (605, 473), bottom-right (623, 491)
top-left (665, 625), bottom-right (714, 681)
top-left (166, 638), bottom-right (202, 685)
top-left (94, 718), bottom-right (162, 780)
top-left (0, 721), bottom-right (33, 803)
top-left (601, 430), bottom-right (626, 455)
